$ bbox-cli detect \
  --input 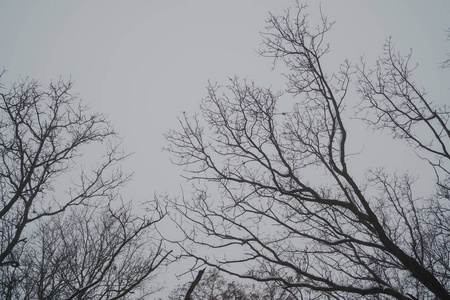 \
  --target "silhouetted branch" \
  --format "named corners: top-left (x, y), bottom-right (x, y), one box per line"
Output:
top-left (184, 268), bottom-right (206, 300)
